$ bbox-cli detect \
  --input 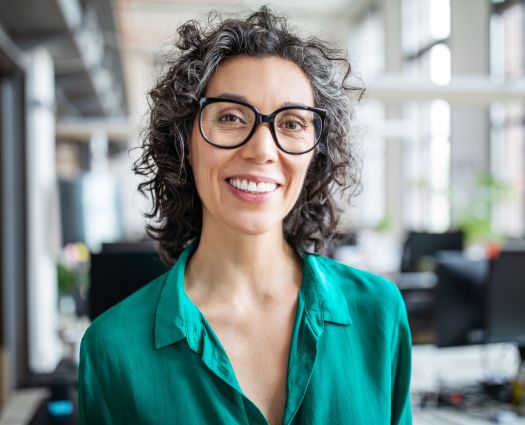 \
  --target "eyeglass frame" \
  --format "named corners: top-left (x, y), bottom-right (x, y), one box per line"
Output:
top-left (197, 96), bottom-right (327, 155)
